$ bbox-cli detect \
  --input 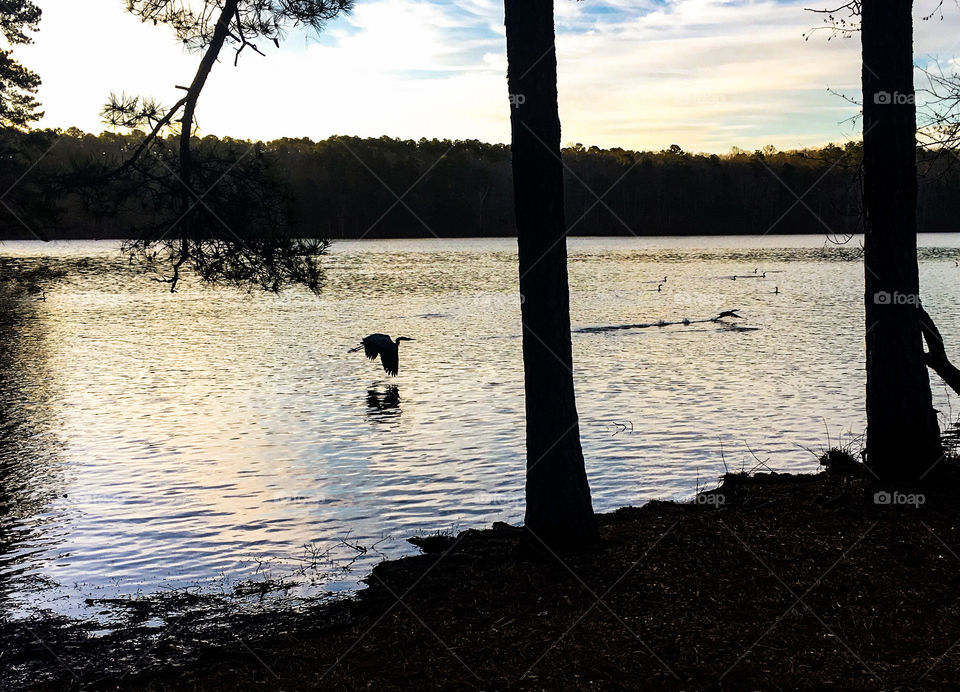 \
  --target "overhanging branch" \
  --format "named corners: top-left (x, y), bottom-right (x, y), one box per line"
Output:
top-left (919, 305), bottom-right (960, 396)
